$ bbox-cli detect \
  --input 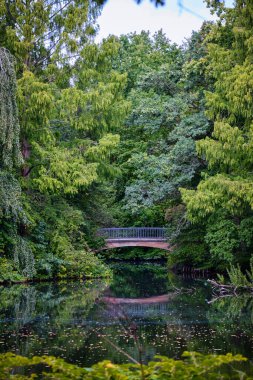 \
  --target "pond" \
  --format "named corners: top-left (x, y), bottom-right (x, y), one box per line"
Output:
top-left (0, 261), bottom-right (253, 368)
